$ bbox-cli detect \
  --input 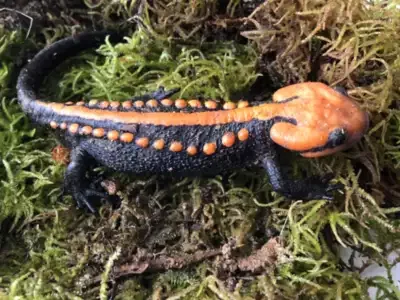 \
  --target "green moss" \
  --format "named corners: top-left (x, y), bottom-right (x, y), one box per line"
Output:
top-left (0, 0), bottom-right (400, 299)
top-left (44, 28), bottom-right (260, 103)
top-left (0, 30), bottom-right (65, 227)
